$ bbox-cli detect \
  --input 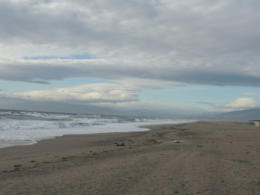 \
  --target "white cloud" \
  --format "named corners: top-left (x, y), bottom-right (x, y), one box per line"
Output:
top-left (0, 77), bottom-right (183, 104)
top-left (2, 83), bottom-right (138, 103)
top-left (224, 98), bottom-right (260, 111)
